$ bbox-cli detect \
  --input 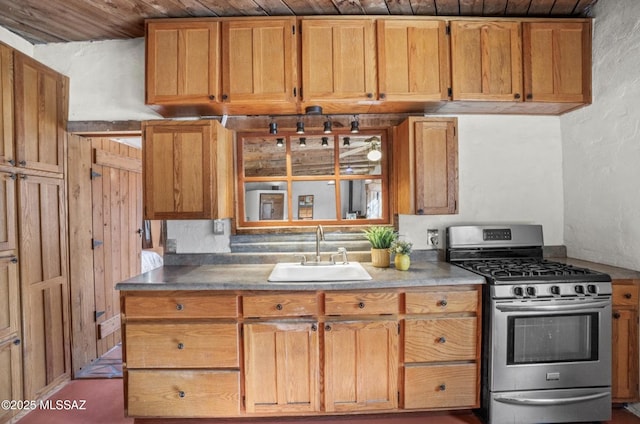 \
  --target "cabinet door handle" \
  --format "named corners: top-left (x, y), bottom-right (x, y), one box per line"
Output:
top-left (276, 303), bottom-right (283, 310)
top-left (624, 293), bottom-right (632, 299)
top-left (438, 299), bottom-right (448, 307)
top-left (178, 391), bottom-right (185, 398)
top-left (176, 304), bottom-right (184, 311)
top-left (514, 93), bottom-right (521, 99)
top-left (177, 343), bottom-right (184, 350)
top-left (613, 312), bottom-right (621, 319)
top-left (526, 93), bottom-right (533, 100)
top-left (438, 336), bottom-right (446, 343)
top-left (7, 159), bottom-right (15, 166)
top-left (439, 384), bottom-right (446, 391)
top-left (380, 93), bottom-right (386, 99)
top-left (19, 160), bottom-right (26, 166)
top-left (311, 323), bottom-right (317, 332)
top-left (366, 92), bottom-right (373, 98)
top-left (222, 94), bottom-right (228, 100)
top-left (13, 339), bottom-right (21, 346)
top-left (208, 95), bottom-right (215, 101)
top-left (358, 302), bottom-right (365, 309)
top-left (325, 324), bottom-right (332, 331)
